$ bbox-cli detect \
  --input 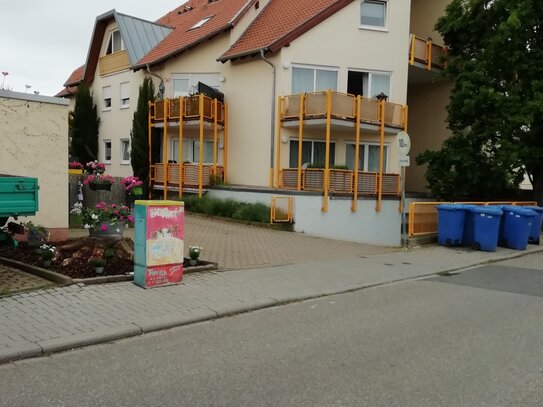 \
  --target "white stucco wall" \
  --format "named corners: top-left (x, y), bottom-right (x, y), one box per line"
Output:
top-left (0, 91), bottom-right (69, 234)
